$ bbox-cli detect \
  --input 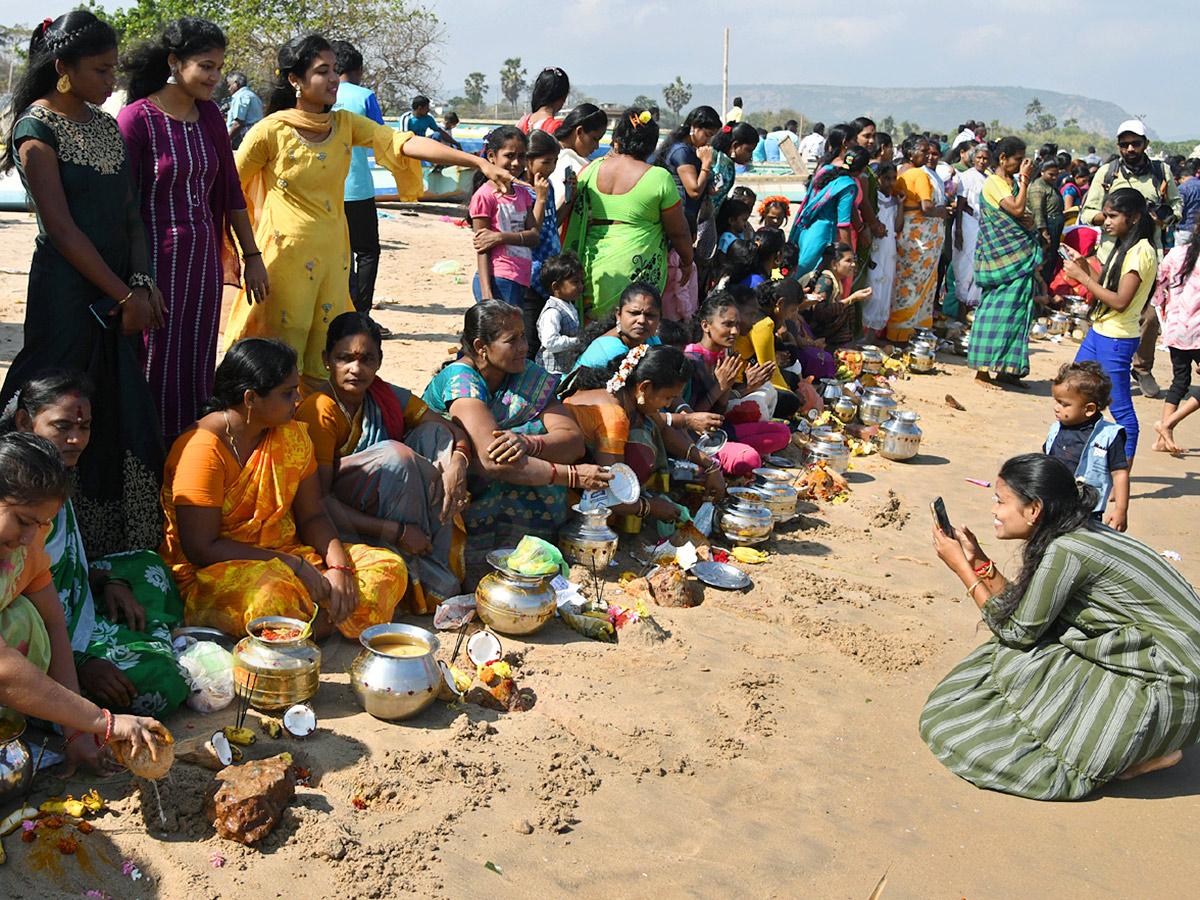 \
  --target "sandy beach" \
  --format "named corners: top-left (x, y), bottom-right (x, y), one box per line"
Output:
top-left (1, 204), bottom-right (1198, 899)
